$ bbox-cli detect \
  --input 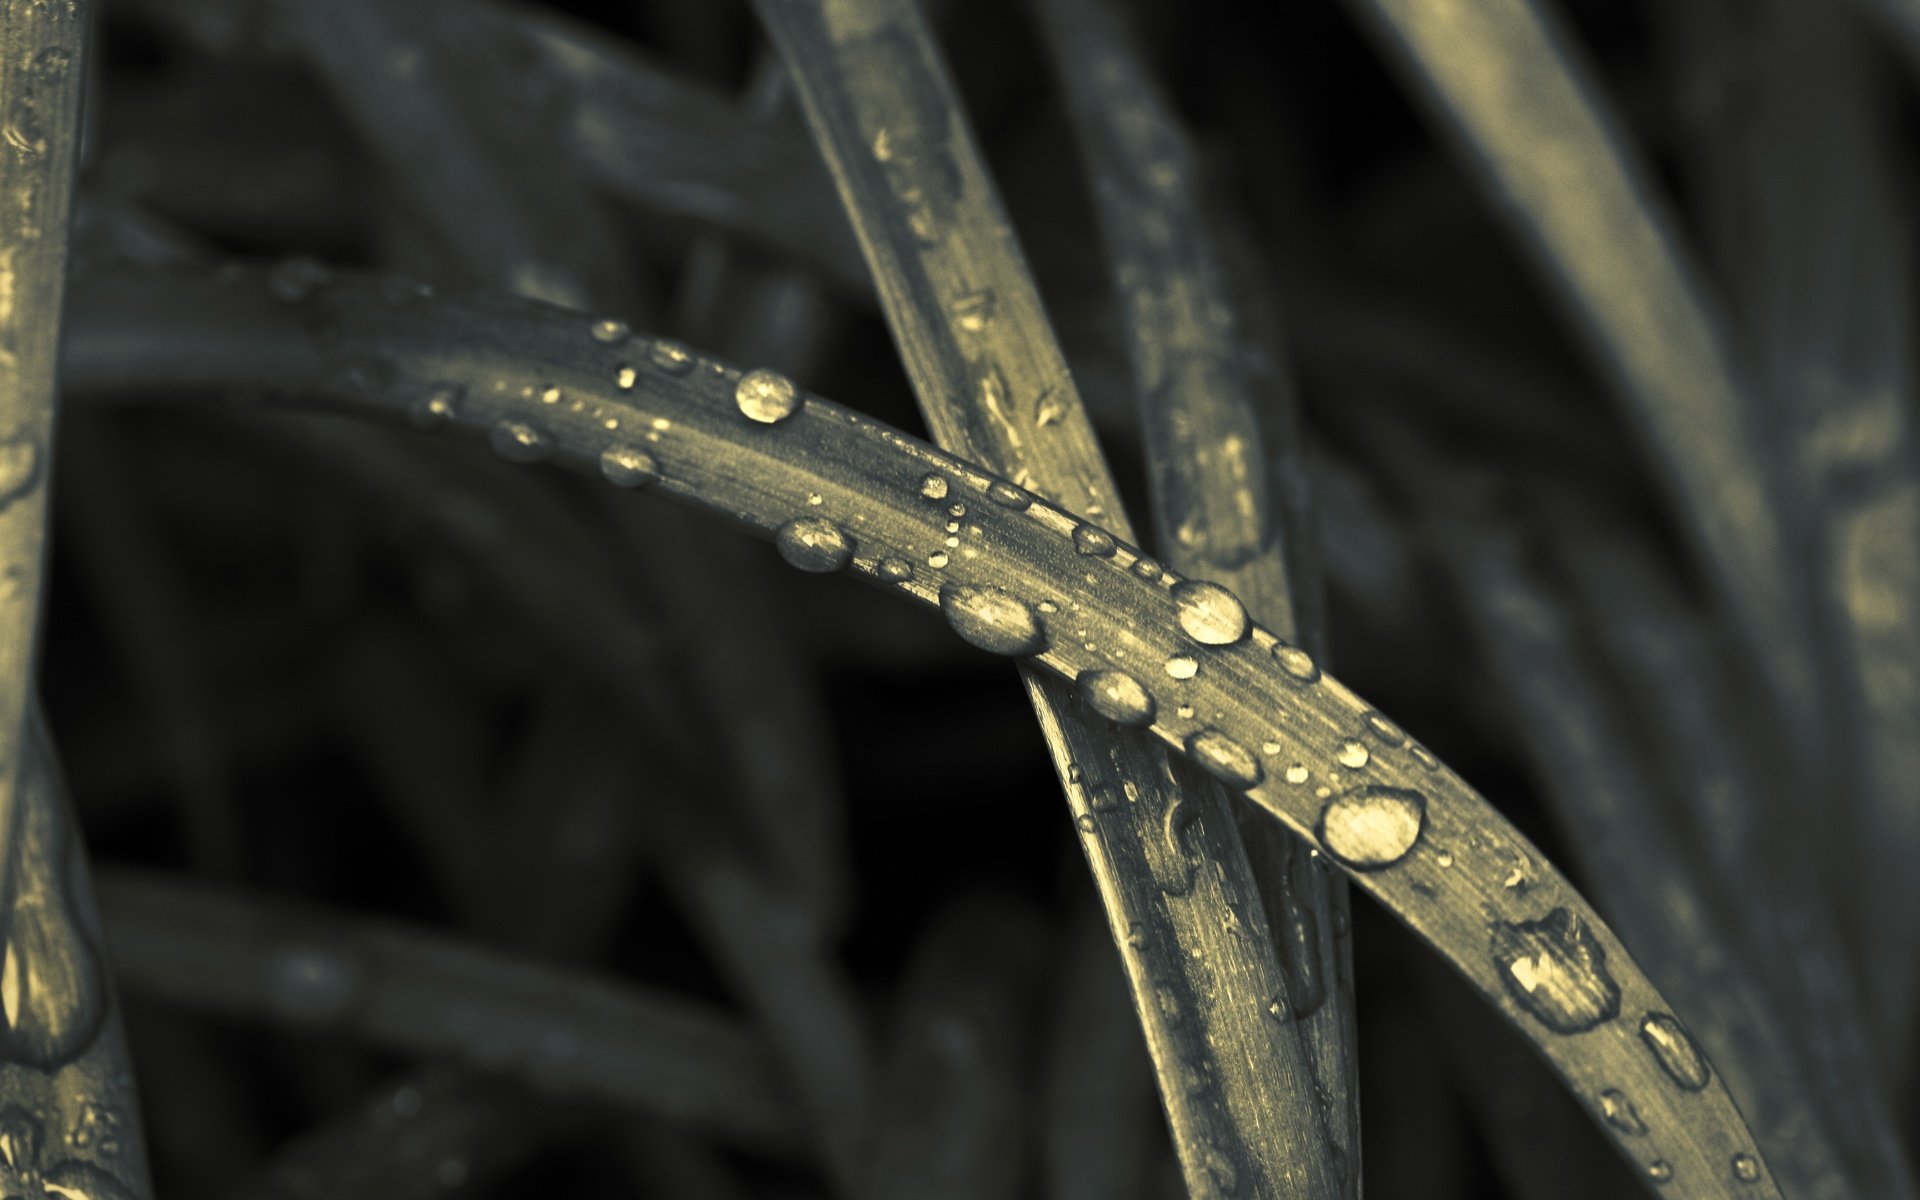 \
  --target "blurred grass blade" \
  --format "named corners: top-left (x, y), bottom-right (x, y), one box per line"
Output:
top-left (1033, 0), bottom-right (1359, 1182)
top-left (96, 869), bottom-right (803, 1151)
top-left (1677, 0), bottom-right (1920, 1058)
top-left (861, 895), bottom-right (1045, 1199)
top-left (1042, 907), bottom-right (1155, 1200)
top-left (750, 0), bottom-right (1341, 1193)
top-left (0, 5), bottom-right (154, 1196)
top-left (1340, 0), bottom-right (1822, 773)
top-left (64, 262), bottom-right (1789, 1198)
